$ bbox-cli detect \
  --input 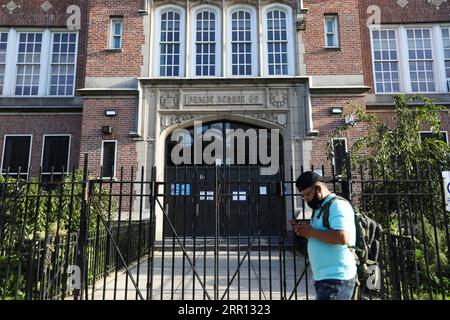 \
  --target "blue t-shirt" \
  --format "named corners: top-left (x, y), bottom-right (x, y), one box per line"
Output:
top-left (307, 194), bottom-right (357, 281)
